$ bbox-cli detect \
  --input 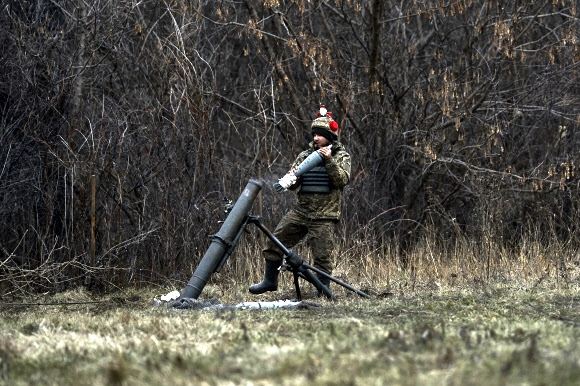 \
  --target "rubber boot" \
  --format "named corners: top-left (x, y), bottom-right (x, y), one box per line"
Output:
top-left (316, 273), bottom-right (331, 297)
top-left (249, 260), bottom-right (280, 294)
